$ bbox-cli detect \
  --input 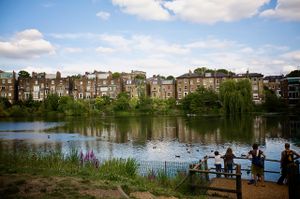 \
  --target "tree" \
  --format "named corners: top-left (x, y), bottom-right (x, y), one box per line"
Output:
top-left (217, 69), bottom-right (235, 75)
top-left (135, 74), bottom-right (145, 80)
top-left (180, 86), bottom-right (220, 114)
top-left (166, 75), bottom-right (175, 80)
top-left (18, 70), bottom-right (30, 78)
top-left (219, 79), bottom-right (252, 114)
top-left (286, 70), bottom-right (300, 77)
top-left (44, 94), bottom-right (59, 111)
top-left (263, 88), bottom-right (287, 112)
top-left (113, 92), bottom-right (131, 111)
top-left (112, 72), bottom-right (120, 79)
